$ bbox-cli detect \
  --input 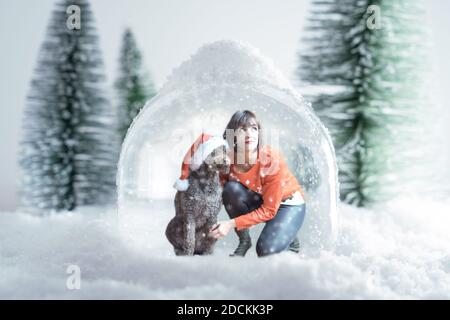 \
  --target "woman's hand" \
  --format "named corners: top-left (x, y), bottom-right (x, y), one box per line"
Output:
top-left (209, 219), bottom-right (236, 239)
